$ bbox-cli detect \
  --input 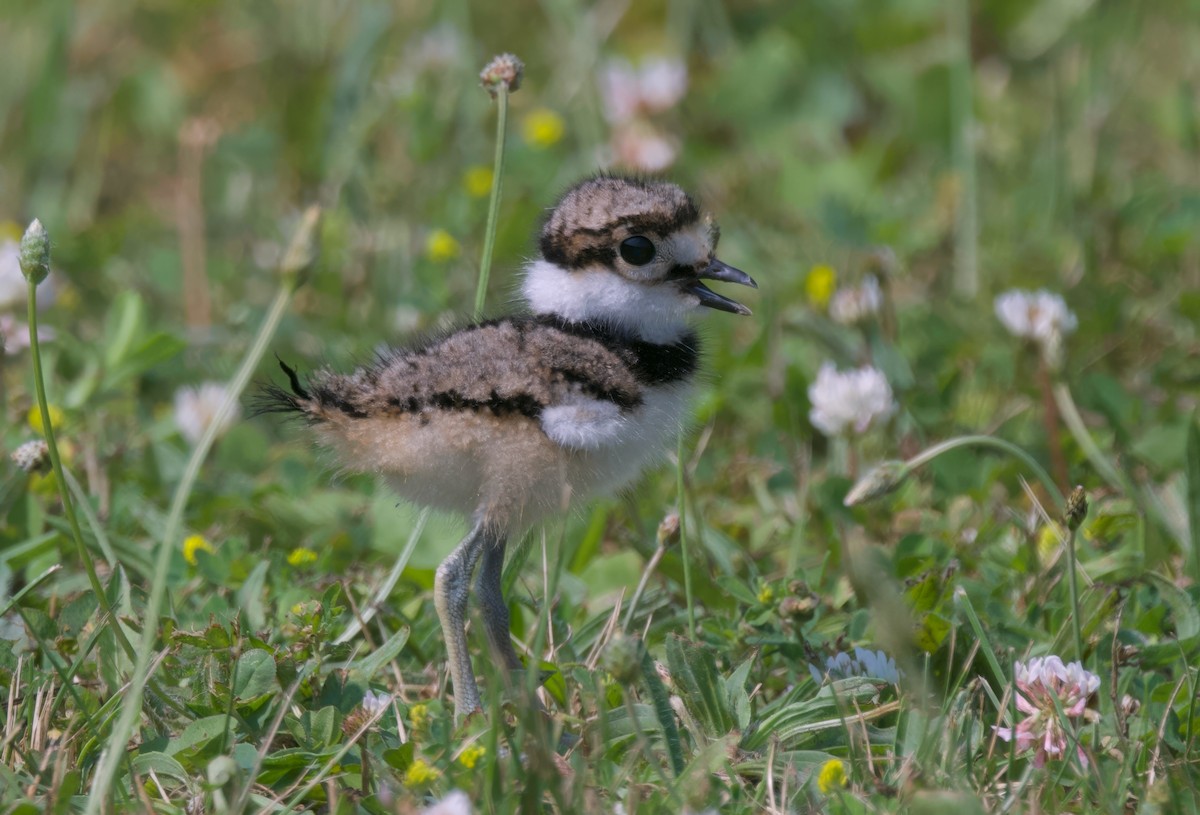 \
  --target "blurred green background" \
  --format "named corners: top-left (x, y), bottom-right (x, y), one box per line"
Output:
top-left (3, 0), bottom-right (1200, 809)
